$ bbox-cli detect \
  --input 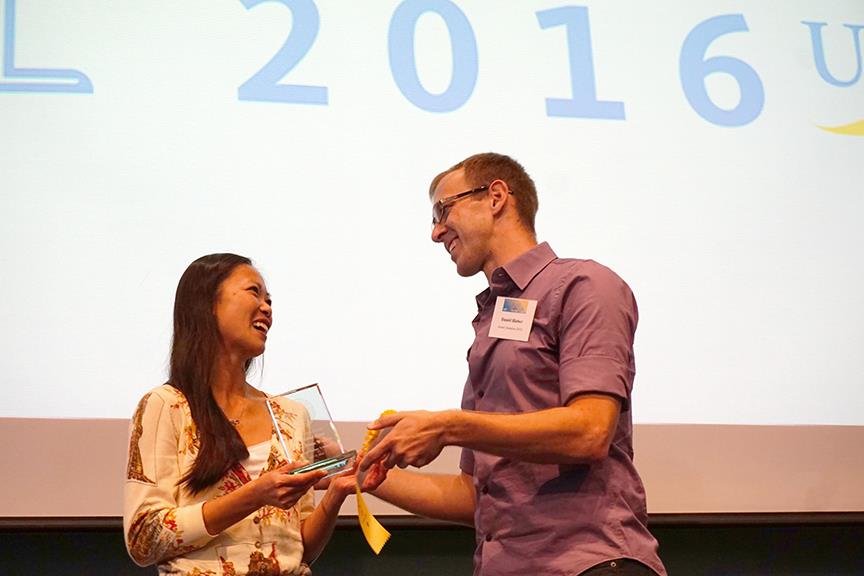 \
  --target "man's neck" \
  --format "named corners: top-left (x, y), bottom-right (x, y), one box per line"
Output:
top-left (483, 230), bottom-right (538, 283)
